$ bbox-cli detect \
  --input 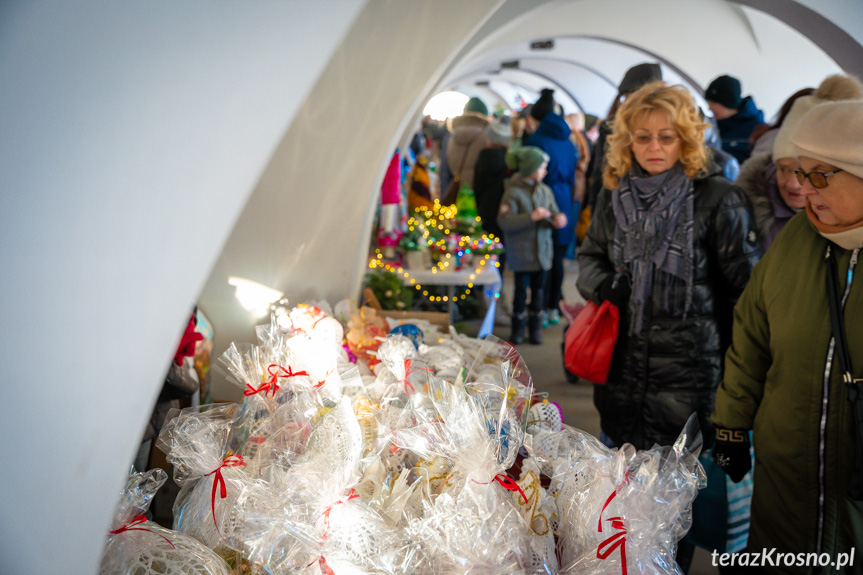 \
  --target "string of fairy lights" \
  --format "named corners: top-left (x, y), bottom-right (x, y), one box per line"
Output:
top-left (369, 201), bottom-right (503, 305)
